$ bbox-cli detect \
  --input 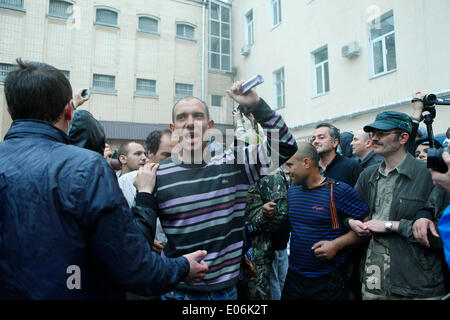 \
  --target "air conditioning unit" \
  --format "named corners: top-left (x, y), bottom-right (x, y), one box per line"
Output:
top-left (240, 45), bottom-right (250, 56)
top-left (341, 41), bottom-right (361, 59)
